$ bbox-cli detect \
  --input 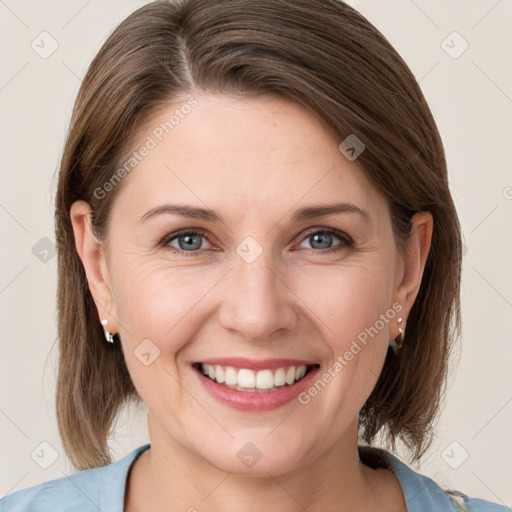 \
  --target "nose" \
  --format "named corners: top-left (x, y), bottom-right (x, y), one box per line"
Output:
top-left (218, 250), bottom-right (298, 341)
